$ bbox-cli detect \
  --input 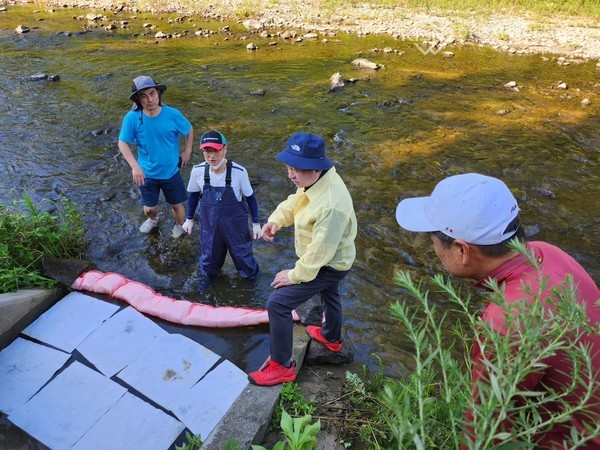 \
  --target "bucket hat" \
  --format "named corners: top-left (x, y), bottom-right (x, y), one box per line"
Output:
top-left (129, 76), bottom-right (167, 101)
top-left (395, 173), bottom-right (520, 245)
top-left (276, 132), bottom-right (333, 170)
top-left (200, 130), bottom-right (227, 150)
